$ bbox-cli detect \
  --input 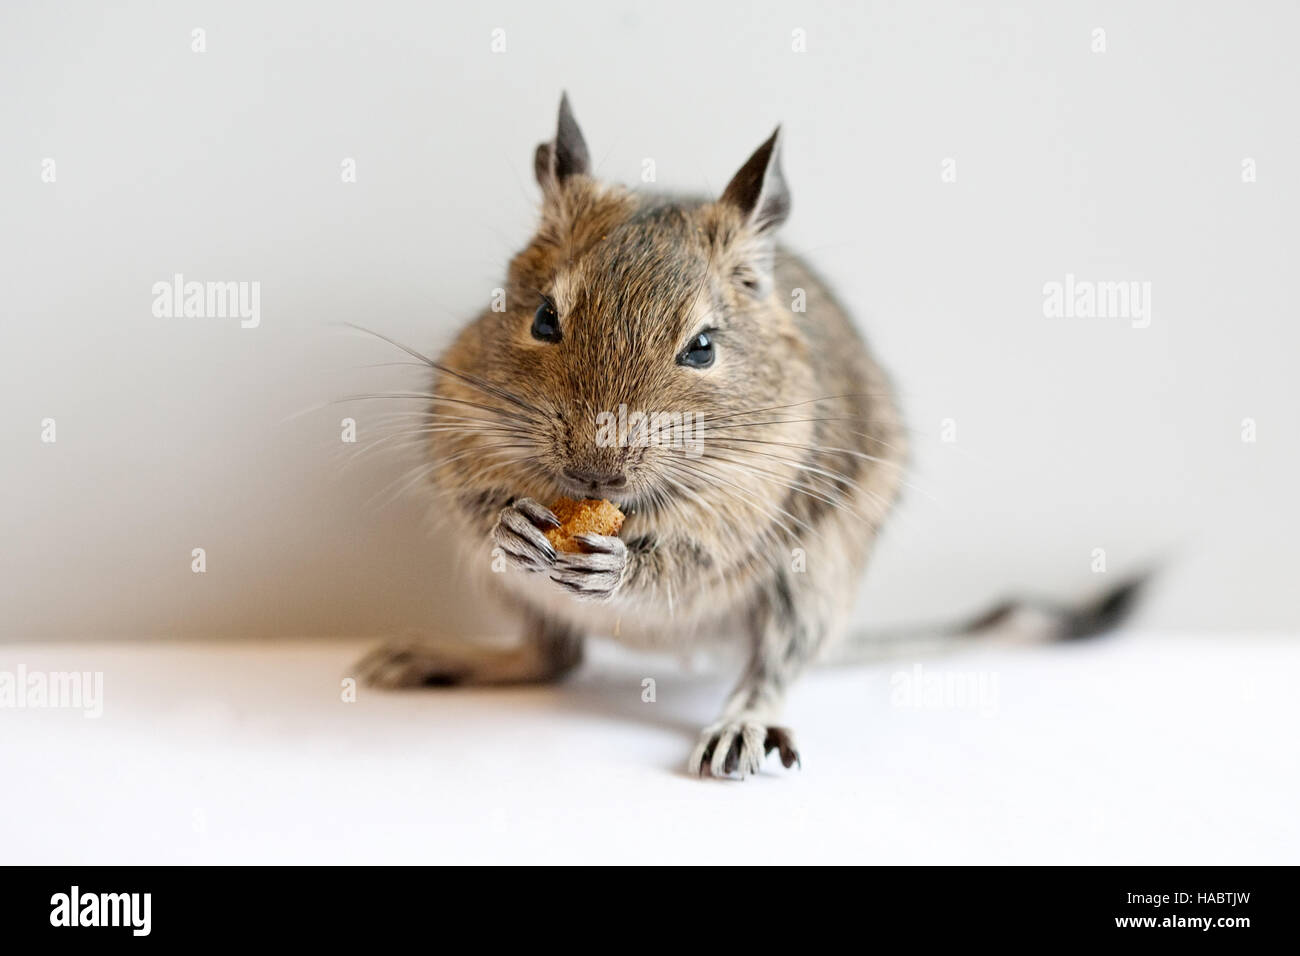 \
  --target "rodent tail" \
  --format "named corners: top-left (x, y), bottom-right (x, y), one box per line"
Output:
top-left (822, 571), bottom-right (1153, 666)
